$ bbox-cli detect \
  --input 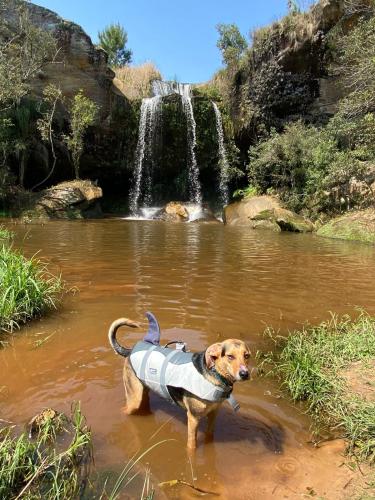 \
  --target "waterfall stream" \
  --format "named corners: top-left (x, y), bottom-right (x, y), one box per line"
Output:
top-left (129, 96), bottom-right (162, 214)
top-left (212, 102), bottom-right (229, 206)
top-left (129, 80), bottom-right (202, 214)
